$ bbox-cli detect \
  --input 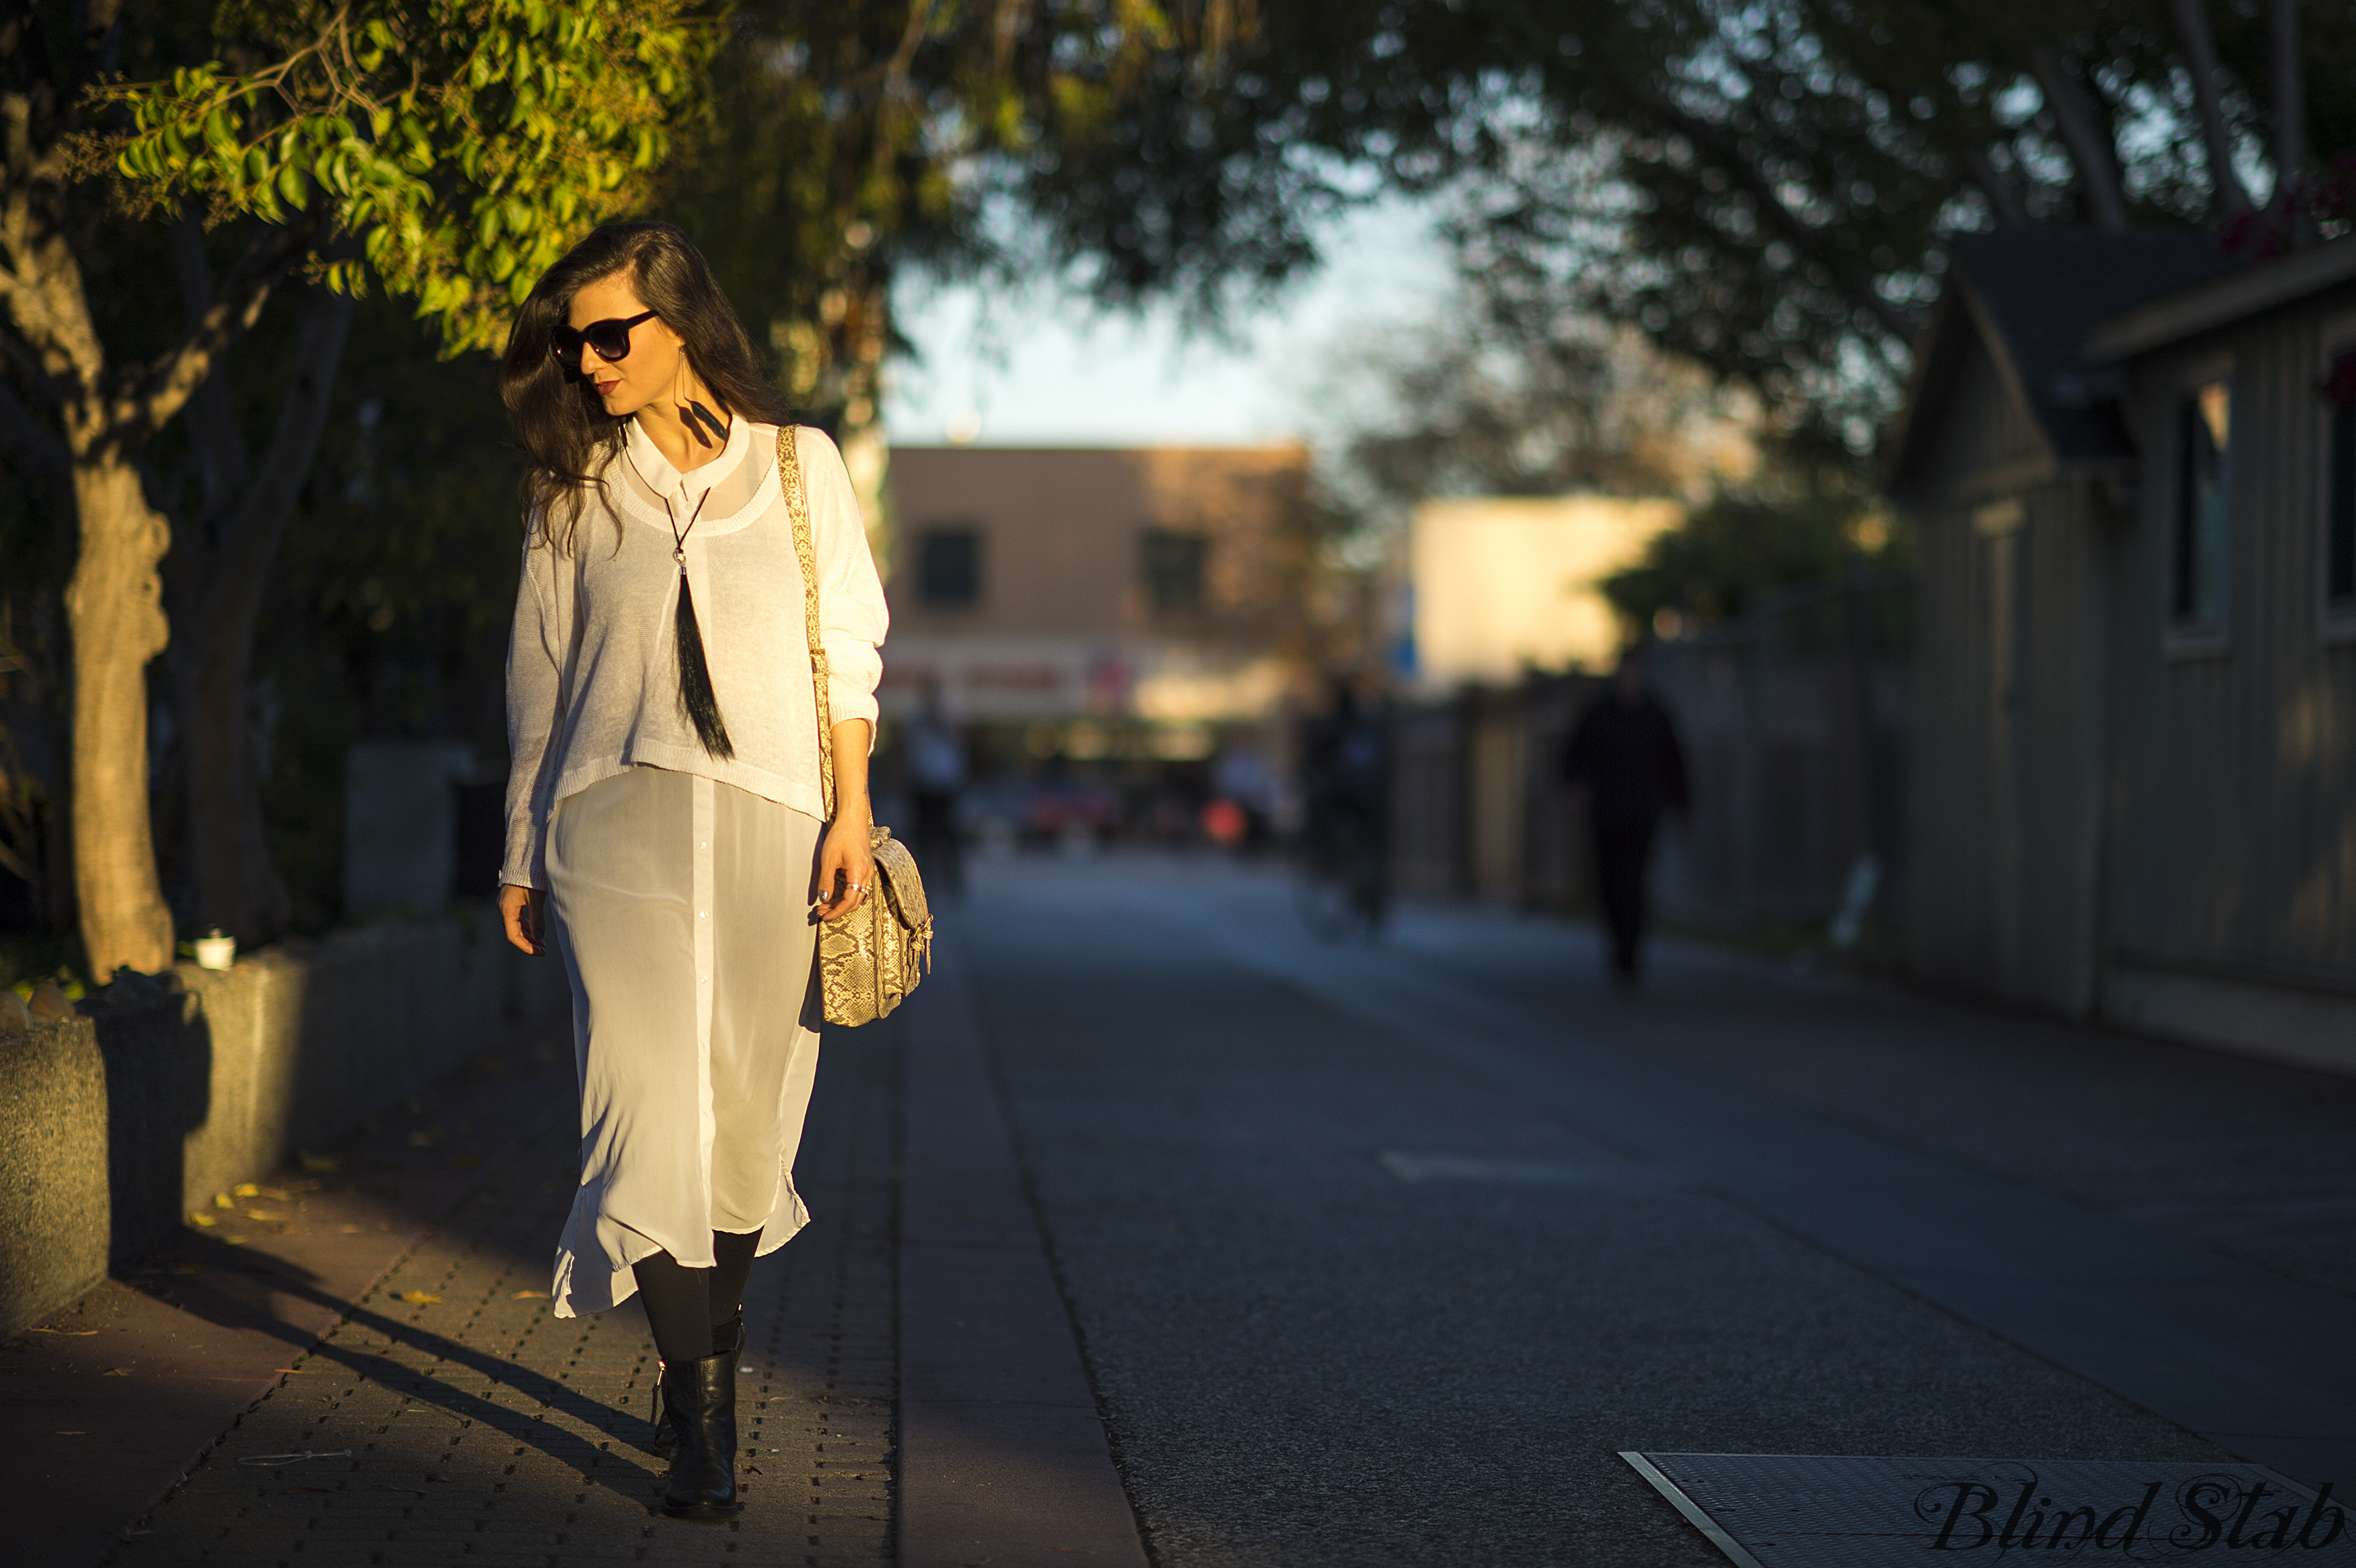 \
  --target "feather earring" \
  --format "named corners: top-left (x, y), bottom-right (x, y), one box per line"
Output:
top-left (684, 400), bottom-right (728, 447)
